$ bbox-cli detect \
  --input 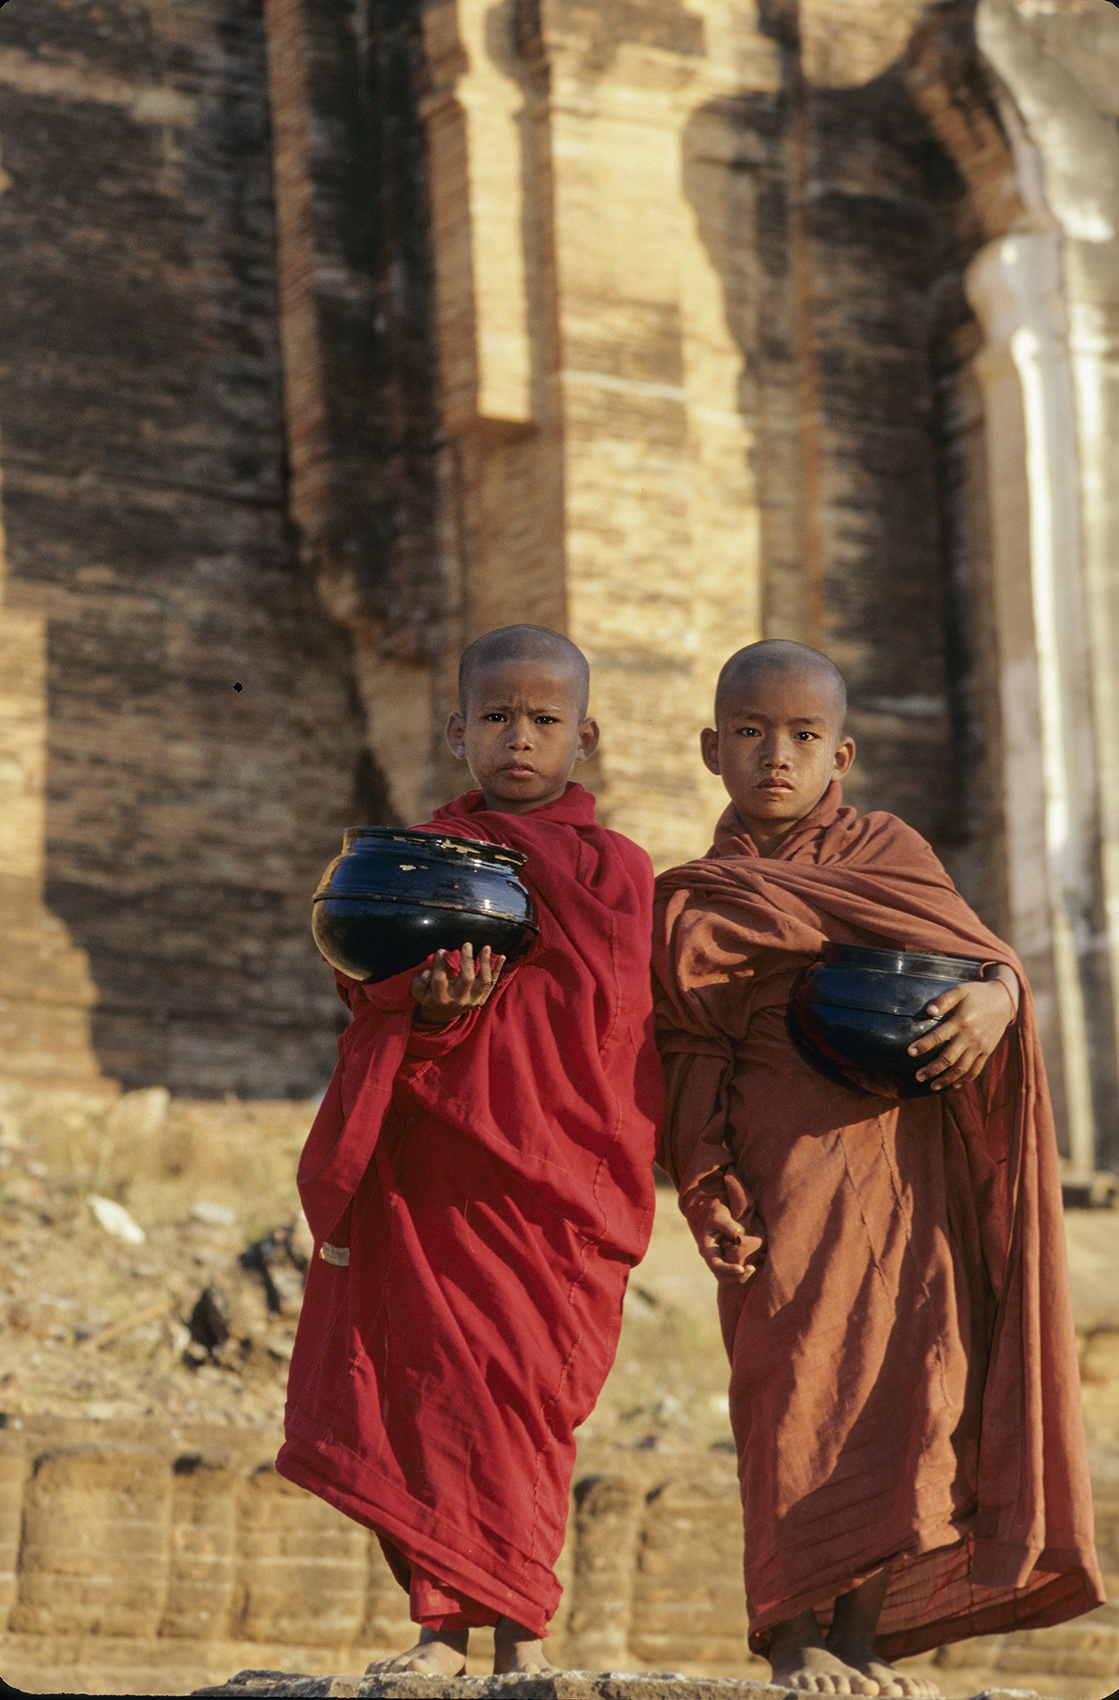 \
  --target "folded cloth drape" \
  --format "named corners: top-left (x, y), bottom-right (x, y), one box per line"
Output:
top-left (278, 783), bottom-right (662, 1636)
top-left (653, 781), bottom-right (1104, 1658)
